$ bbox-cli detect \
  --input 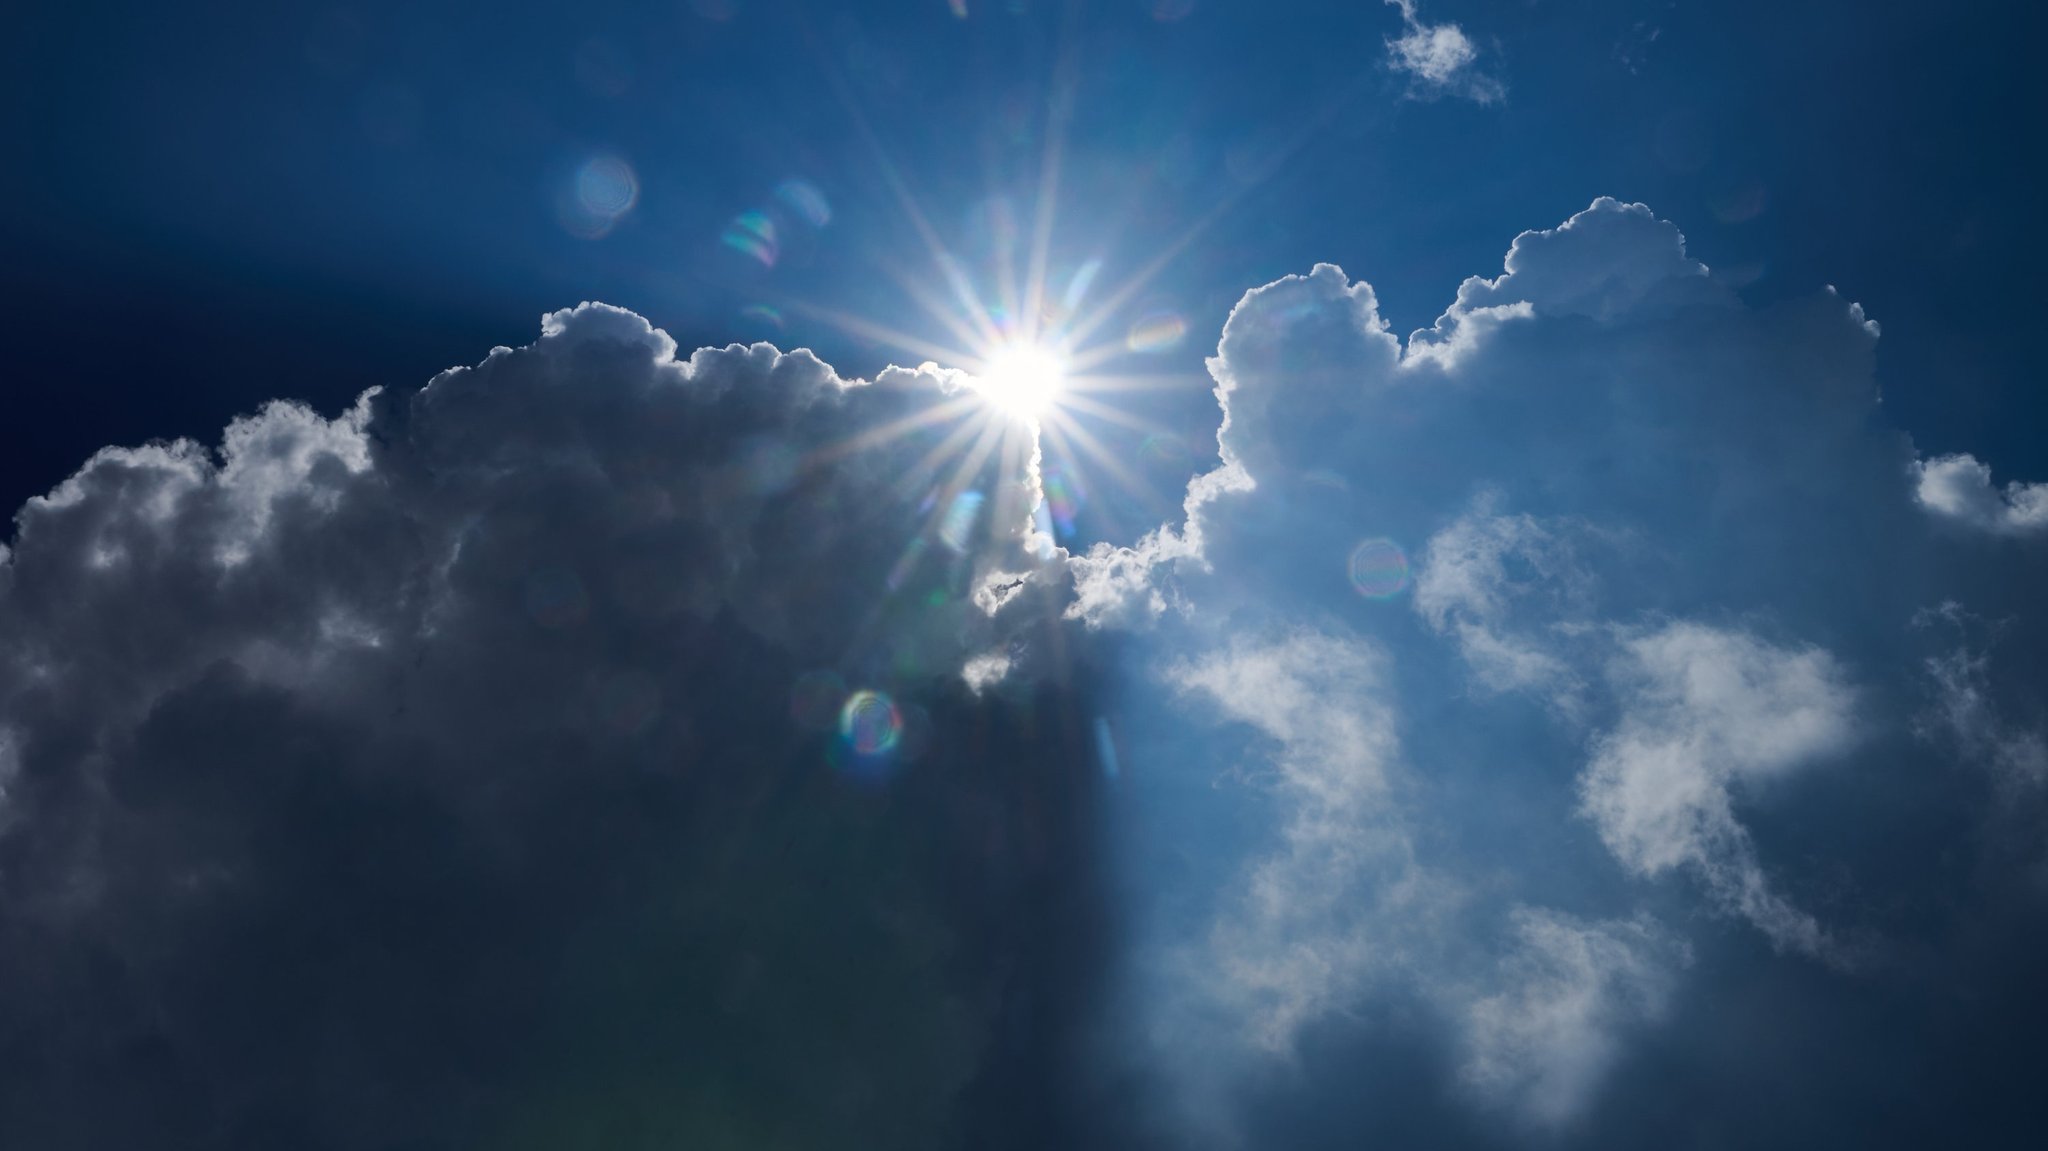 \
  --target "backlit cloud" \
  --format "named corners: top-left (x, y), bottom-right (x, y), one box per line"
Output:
top-left (0, 303), bottom-right (1111, 1148)
top-left (7, 200), bottom-right (2046, 1150)
top-left (1070, 196), bottom-right (2048, 1139)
